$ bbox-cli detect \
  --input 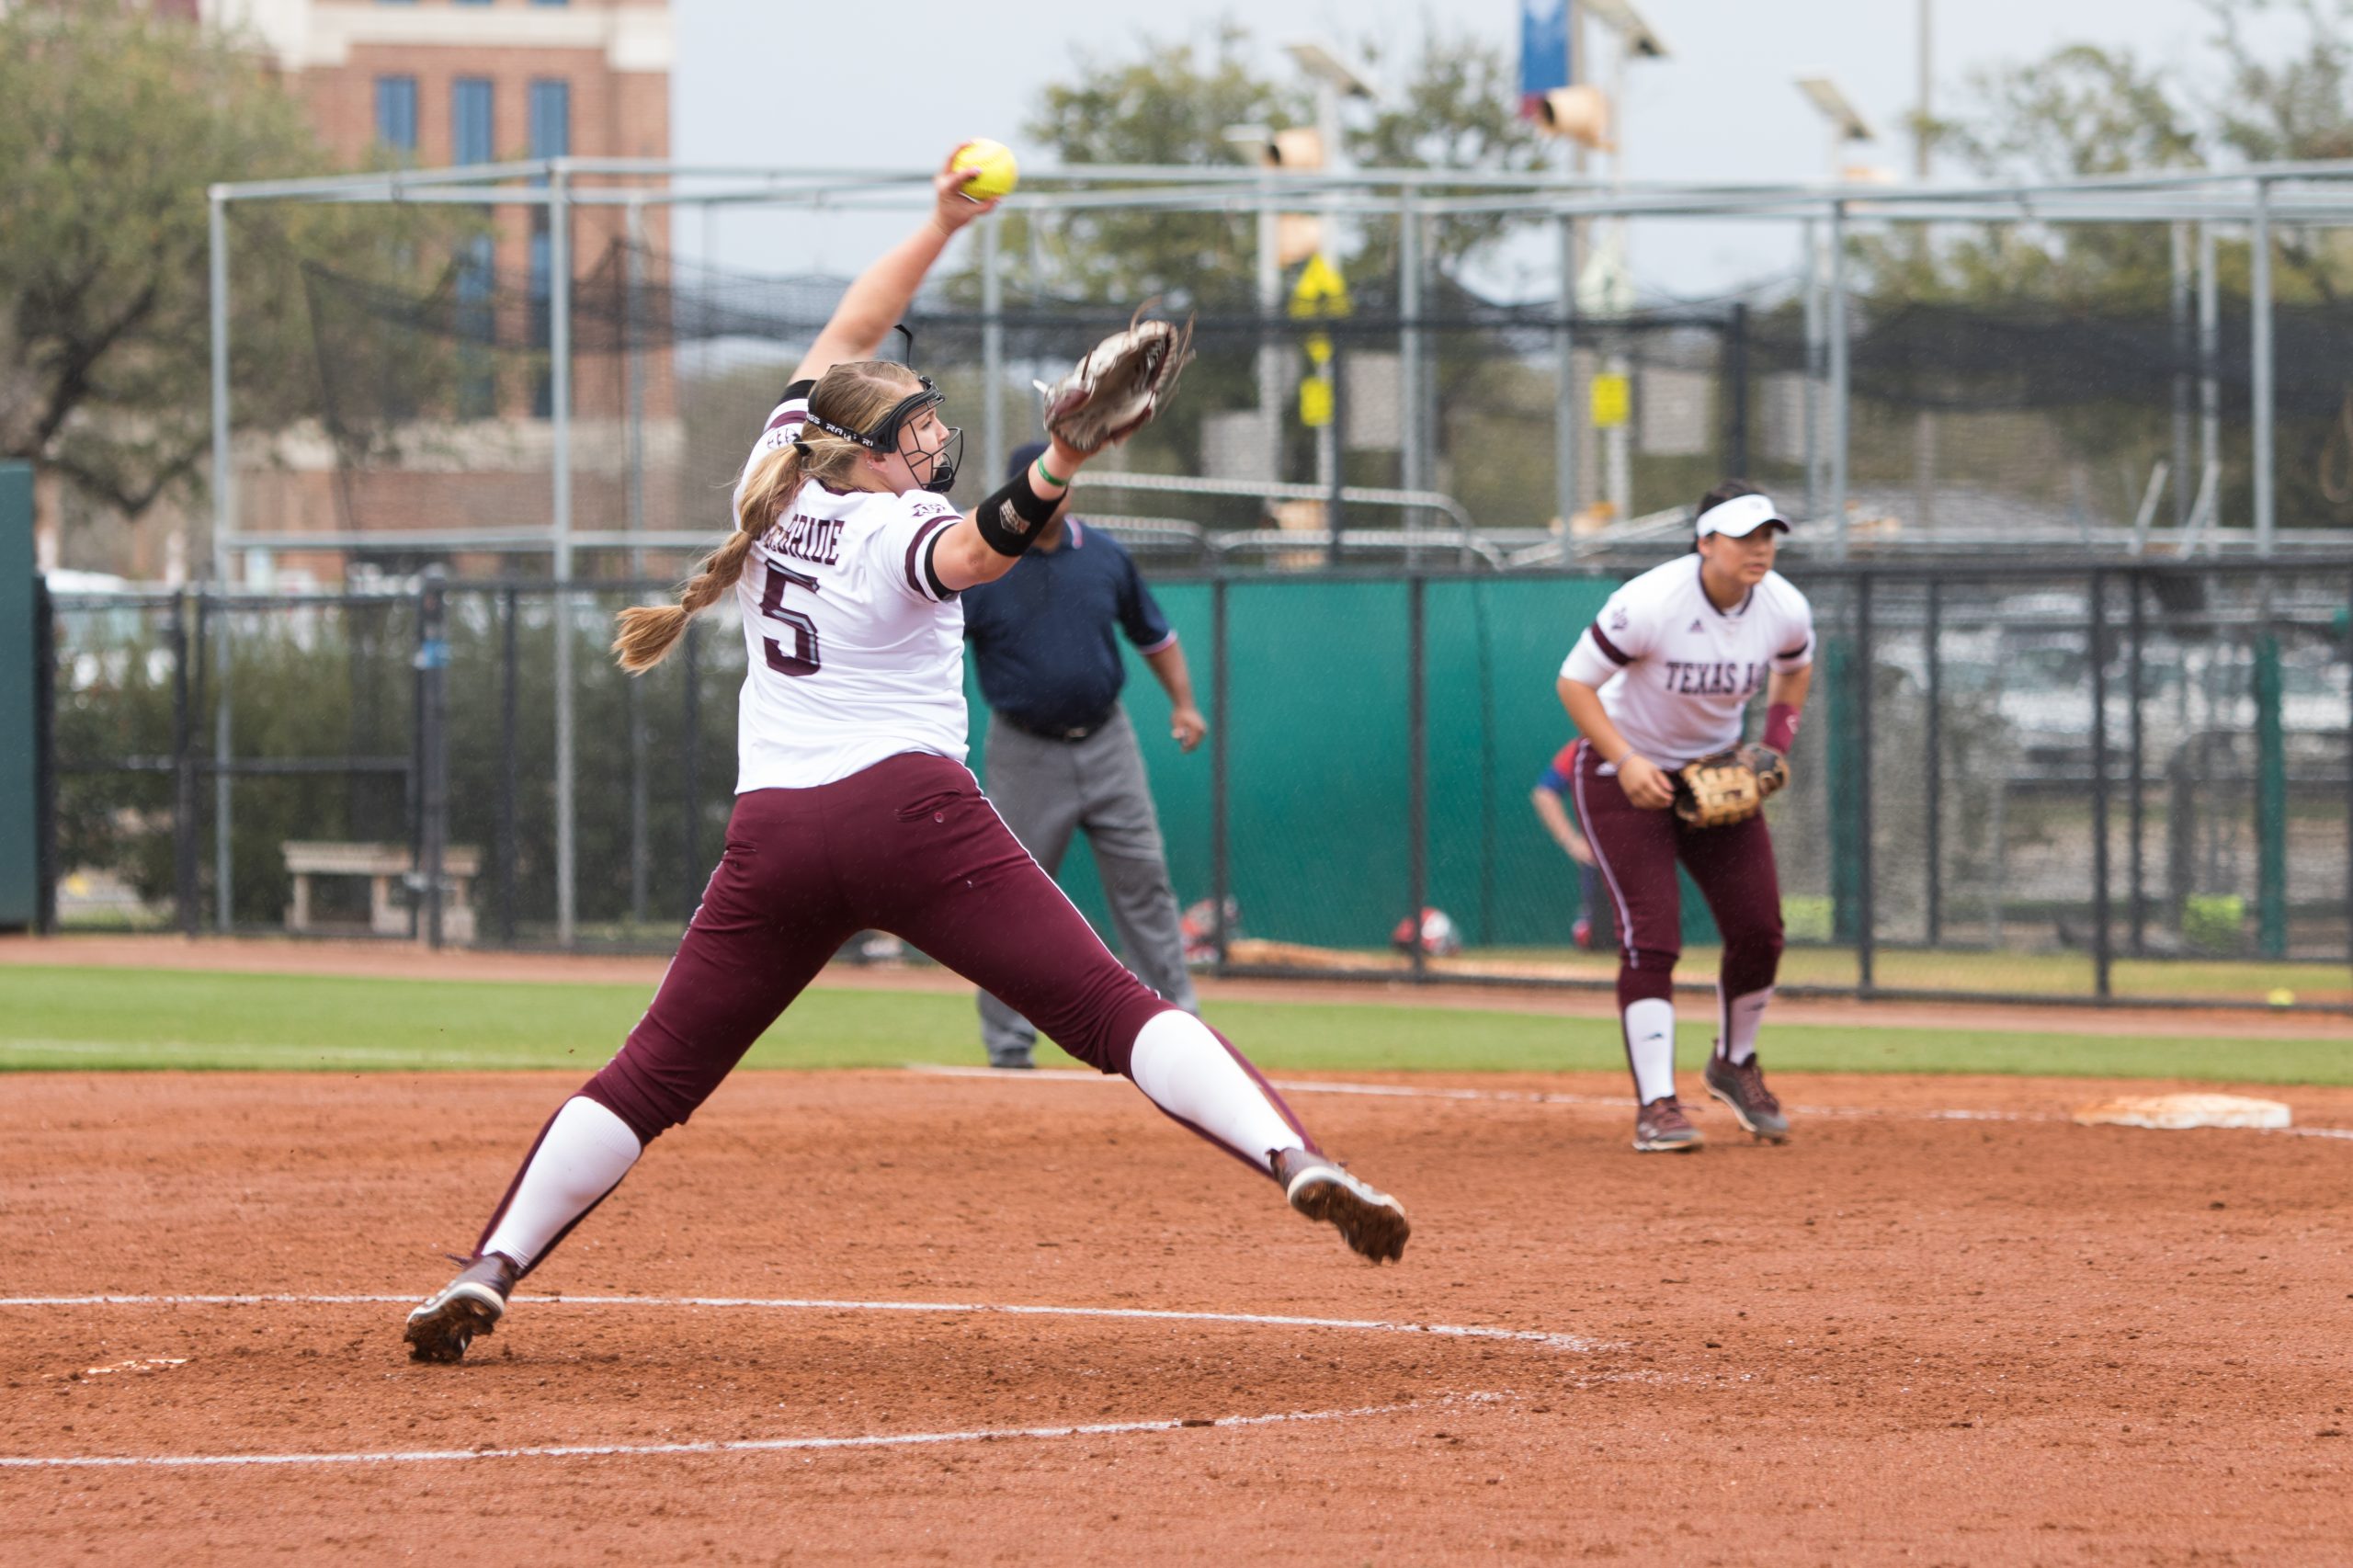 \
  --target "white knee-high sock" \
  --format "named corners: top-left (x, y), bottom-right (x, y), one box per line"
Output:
top-left (1128, 1011), bottom-right (1301, 1174)
top-left (1622, 997), bottom-right (1677, 1104)
top-left (479, 1096), bottom-right (642, 1270)
top-left (1719, 984), bottom-right (1773, 1065)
